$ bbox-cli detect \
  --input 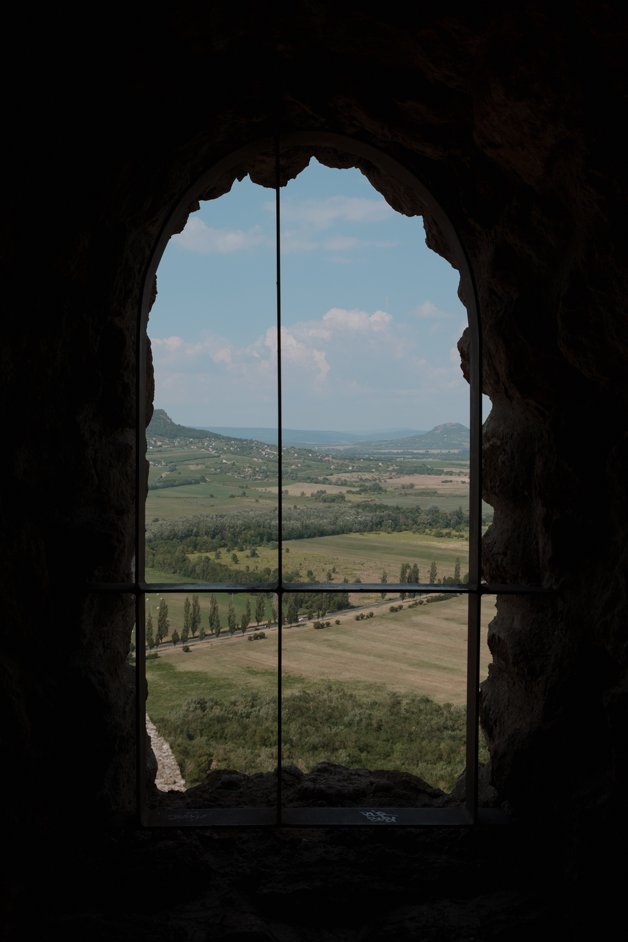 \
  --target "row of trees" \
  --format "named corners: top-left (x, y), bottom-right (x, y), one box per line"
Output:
top-left (146, 502), bottom-right (470, 556)
top-left (144, 594), bottom-right (269, 649)
top-left (144, 589), bottom-right (351, 649)
top-left (378, 558), bottom-right (465, 599)
top-left (399, 558), bottom-right (463, 589)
